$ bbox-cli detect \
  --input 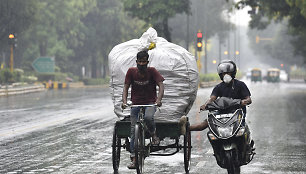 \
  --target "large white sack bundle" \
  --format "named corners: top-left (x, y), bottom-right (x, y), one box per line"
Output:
top-left (109, 27), bottom-right (198, 121)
